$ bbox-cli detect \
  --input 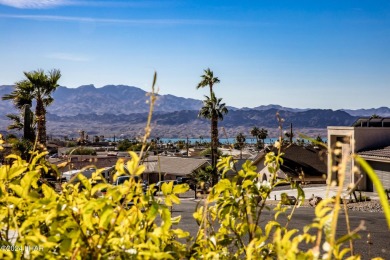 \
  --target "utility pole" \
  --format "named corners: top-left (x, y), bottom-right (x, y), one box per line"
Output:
top-left (290, 123), bottom-right (293, 144)
top-left (186, 136), bottom-right (189, 157)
